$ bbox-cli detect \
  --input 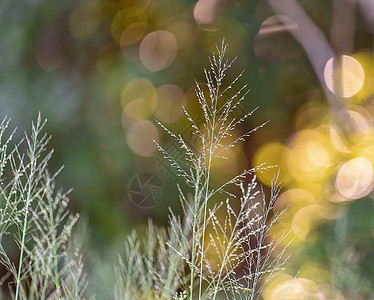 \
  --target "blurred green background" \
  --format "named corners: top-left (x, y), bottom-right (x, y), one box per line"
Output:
top-left (1, 0), bottom-right (373, 298)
